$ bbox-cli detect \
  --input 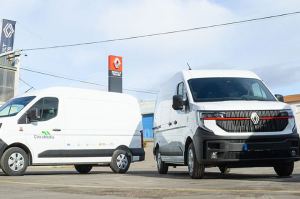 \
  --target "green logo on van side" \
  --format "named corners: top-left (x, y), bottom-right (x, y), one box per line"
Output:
top-left (41, 131), bottom-right (51, 136)
top-left (34, 131), bottom-right (54, 139)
